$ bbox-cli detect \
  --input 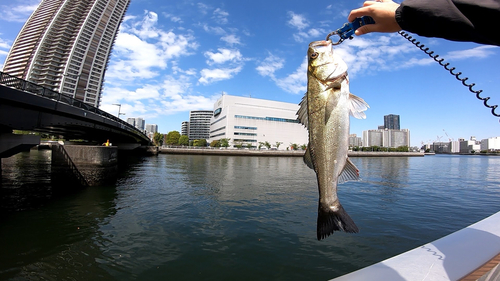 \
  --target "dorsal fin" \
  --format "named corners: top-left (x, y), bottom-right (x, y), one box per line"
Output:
top-left (297, 93), bottom-right (308, 128)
